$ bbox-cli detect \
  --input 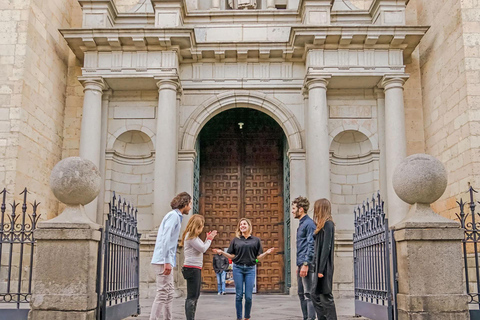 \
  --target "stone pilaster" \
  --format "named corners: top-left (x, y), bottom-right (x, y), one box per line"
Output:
top-left (287, 149), bottom-right (306, 294)
top-left (375, 88), bottom-right (387, 201)
top-left (153, 78), bottom-right (180, 228)
top-left (382, 75), bottom-right (409, 226)
top-left (304, 75), bottom-right (331, 203)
